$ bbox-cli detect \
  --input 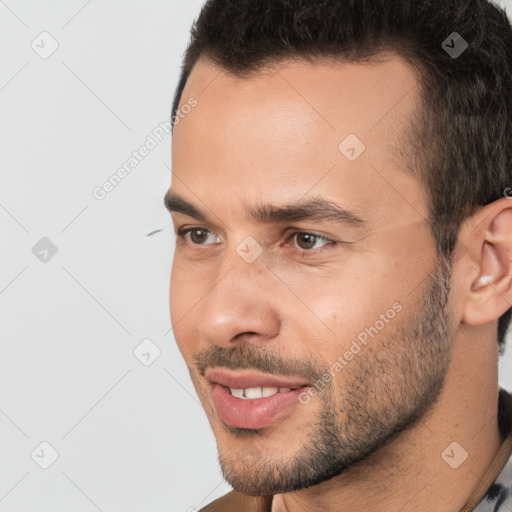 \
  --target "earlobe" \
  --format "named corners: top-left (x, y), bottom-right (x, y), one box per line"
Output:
top-left (462, 201), bottom-right (512, 326)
